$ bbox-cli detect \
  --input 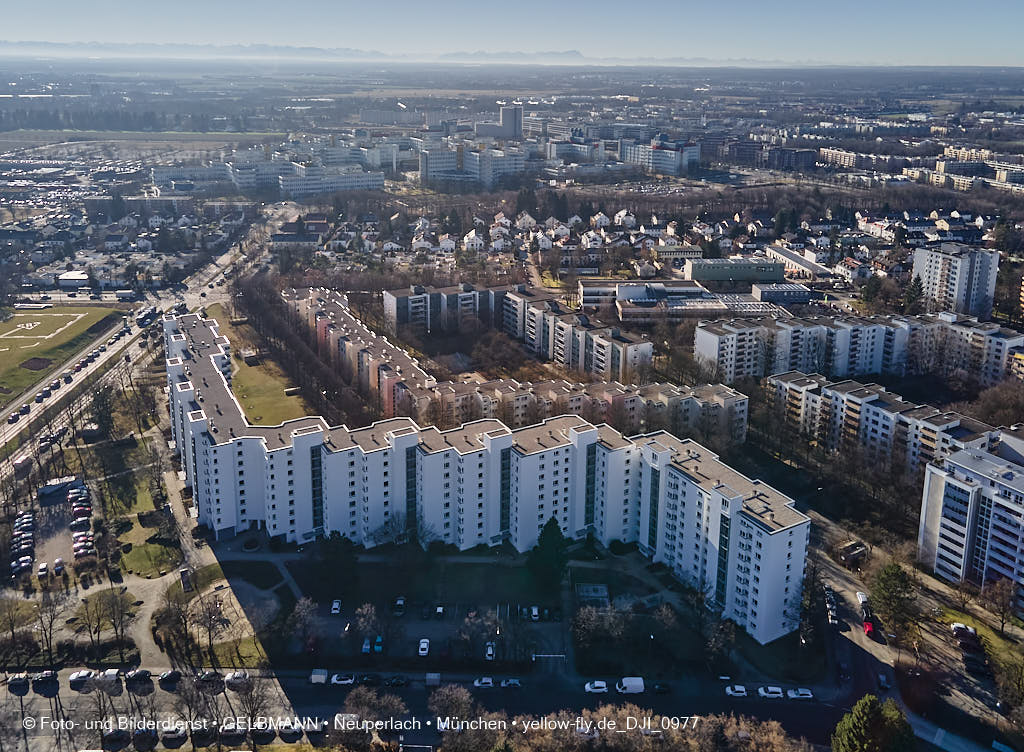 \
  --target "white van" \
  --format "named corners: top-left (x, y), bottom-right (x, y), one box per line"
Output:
top-left (616, 677), bottom-right (645, 694)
